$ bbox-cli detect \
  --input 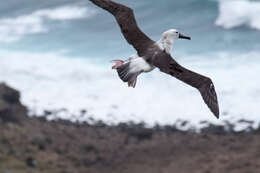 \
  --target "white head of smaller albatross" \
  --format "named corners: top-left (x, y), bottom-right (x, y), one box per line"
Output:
top-left (158, 29), bottom-right (191, 54)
